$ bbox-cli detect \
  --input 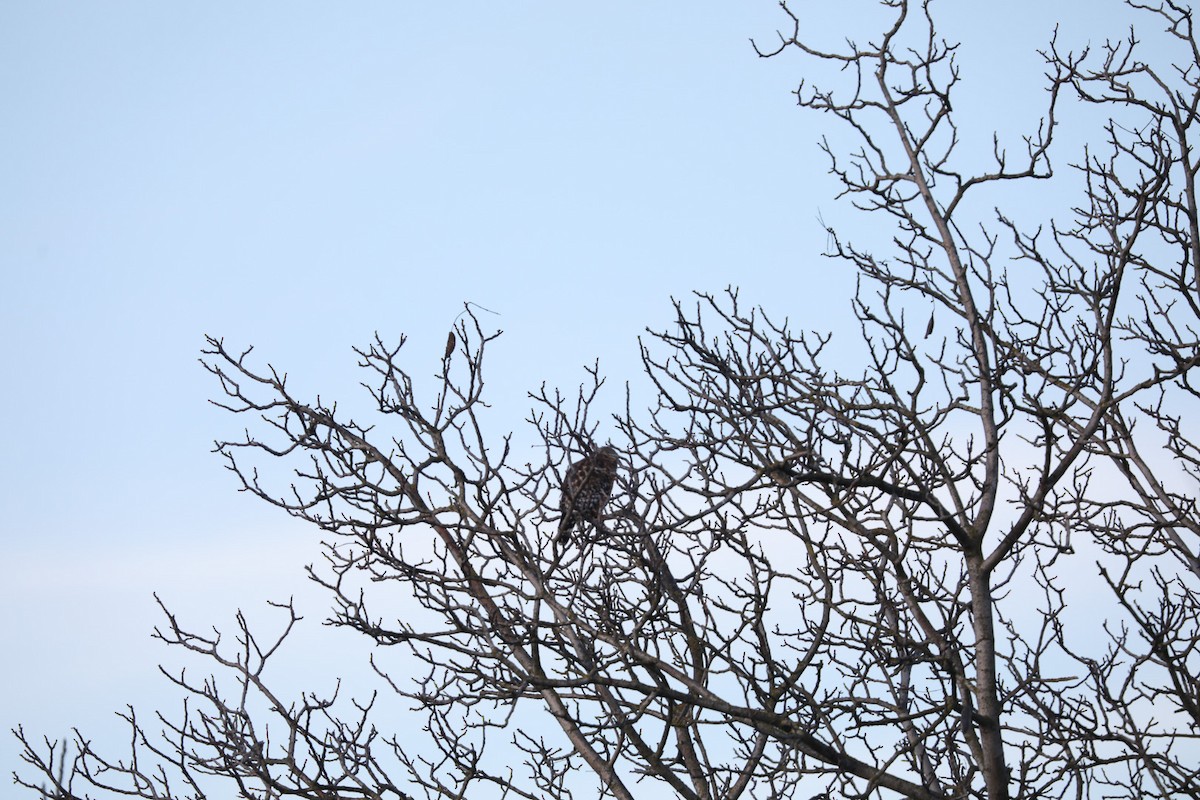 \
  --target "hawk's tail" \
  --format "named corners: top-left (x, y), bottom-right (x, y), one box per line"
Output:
top-left (556, 517), bottom-right (573, 545)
